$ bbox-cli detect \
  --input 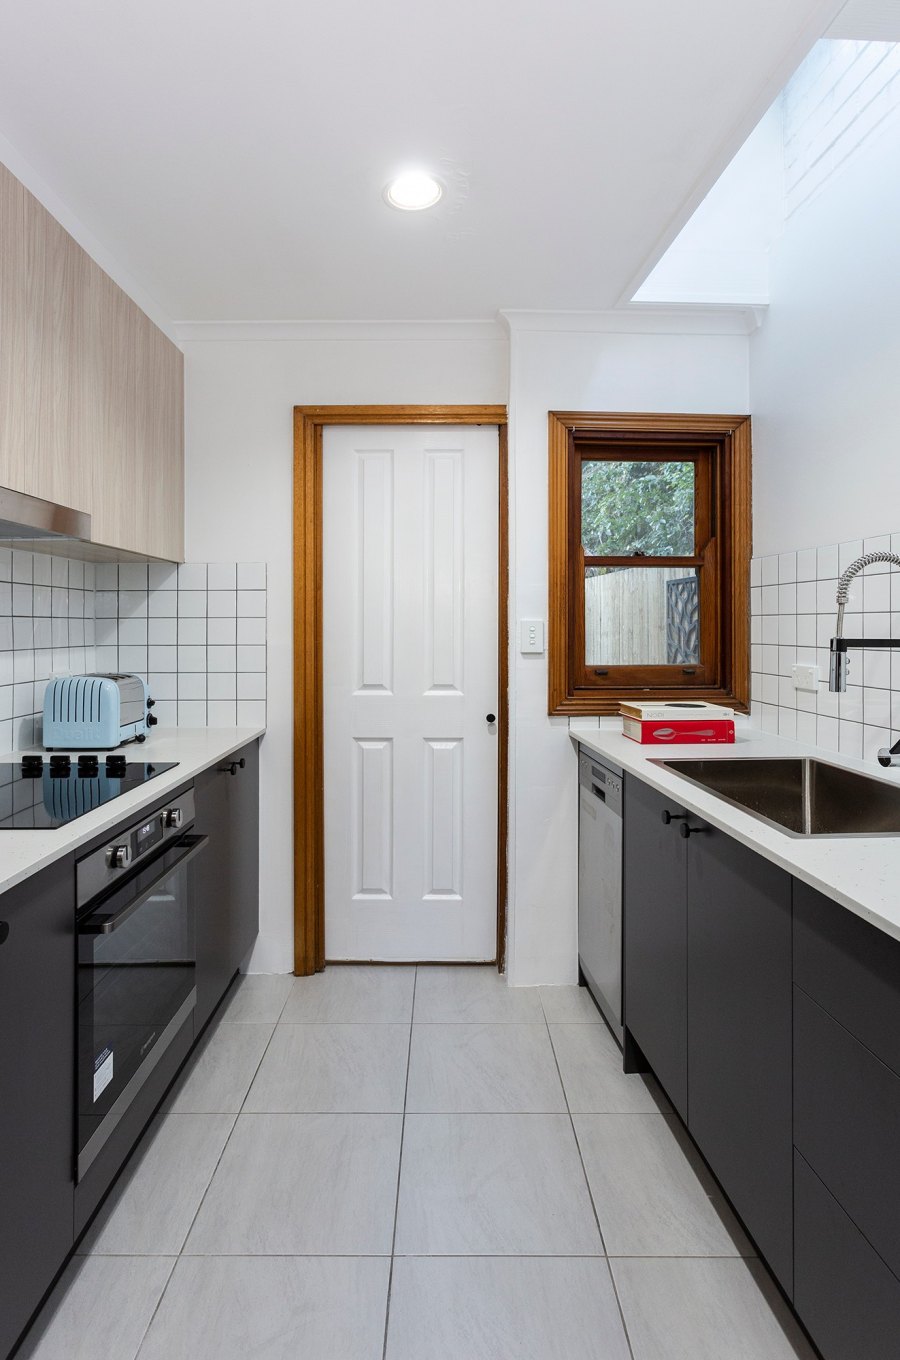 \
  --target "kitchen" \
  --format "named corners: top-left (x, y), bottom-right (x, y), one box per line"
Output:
top-left (1, 0), bottom-right (900, 1356)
